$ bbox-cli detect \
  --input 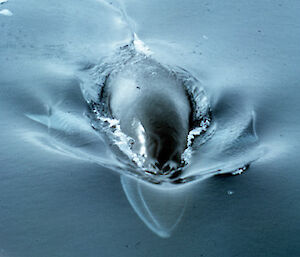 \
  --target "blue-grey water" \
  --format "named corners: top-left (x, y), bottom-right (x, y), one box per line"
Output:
top-left (1, 0), bottom-right (300, 256)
